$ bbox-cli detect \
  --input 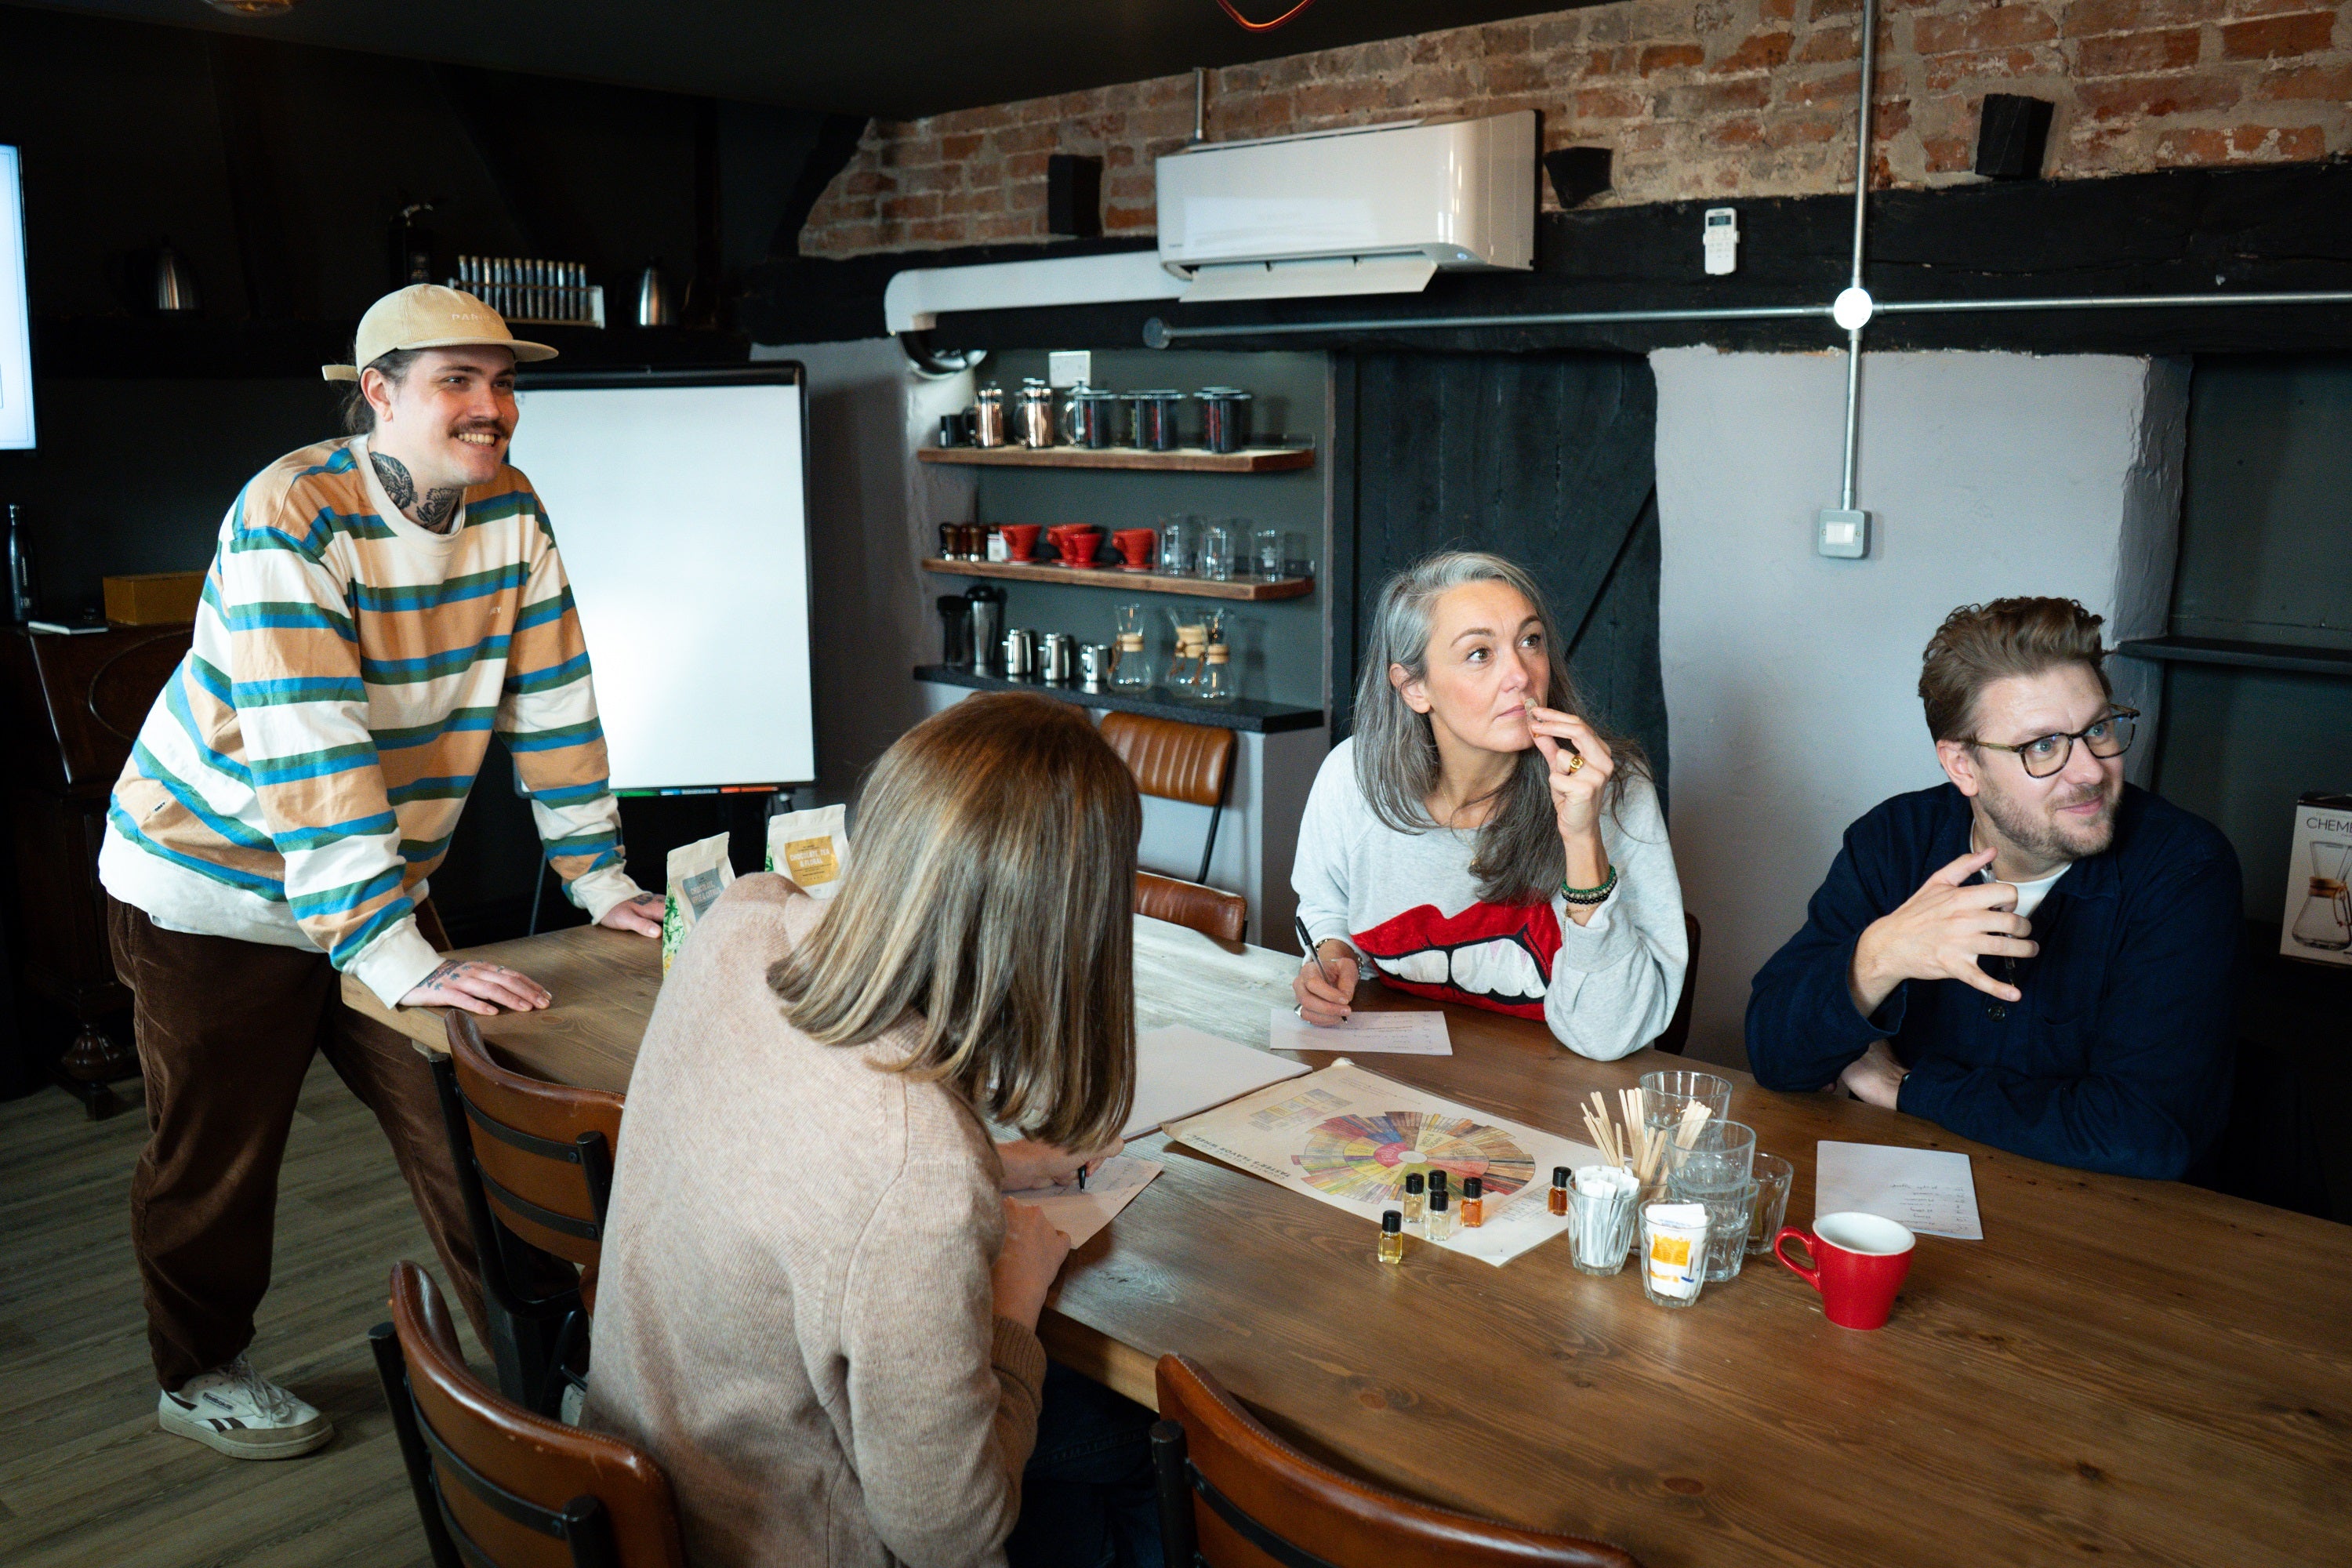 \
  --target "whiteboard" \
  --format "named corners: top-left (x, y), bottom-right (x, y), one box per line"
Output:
top-left (0, 146), bottom-right (34, 450)
top-left (510, 367), bottom-right (813, 790)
